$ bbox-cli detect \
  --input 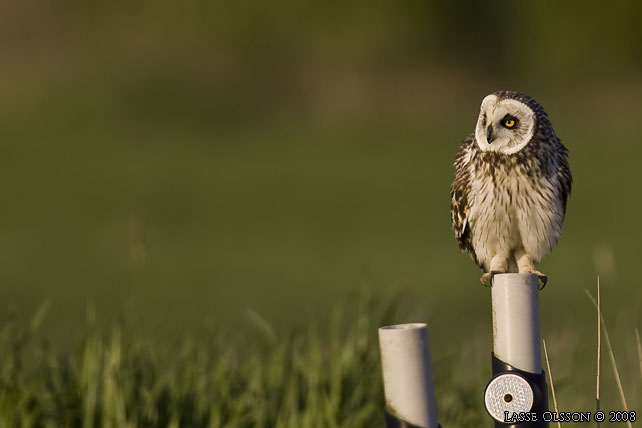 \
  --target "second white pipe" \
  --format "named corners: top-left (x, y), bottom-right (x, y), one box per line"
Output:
top-left (379, 323), bottom-right (439, 428)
